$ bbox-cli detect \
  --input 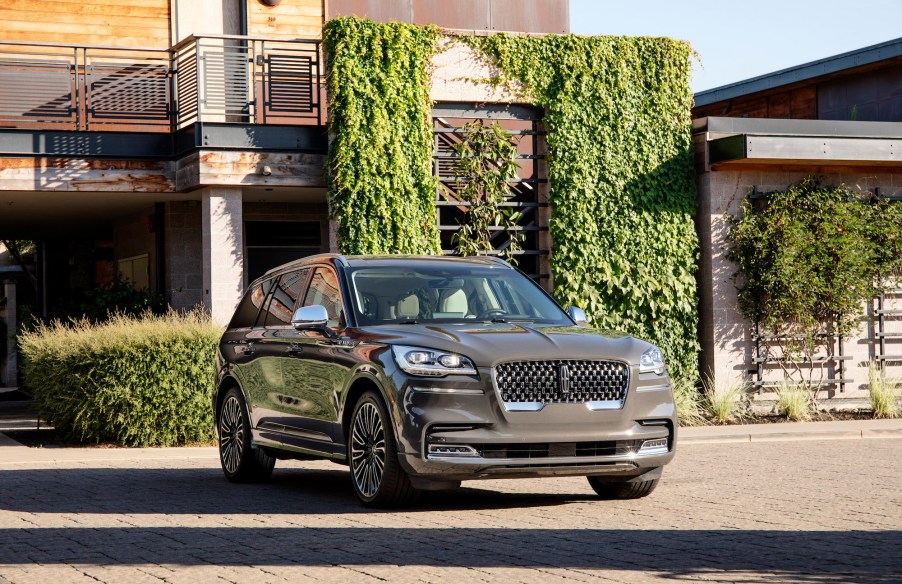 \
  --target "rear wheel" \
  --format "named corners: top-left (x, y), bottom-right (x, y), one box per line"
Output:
top-left (587, 474), bottom-right (660, 499)
top-left (218, 387), bottom-right (275, 483)
top-left (348, 390), bottom-right (418, 507)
